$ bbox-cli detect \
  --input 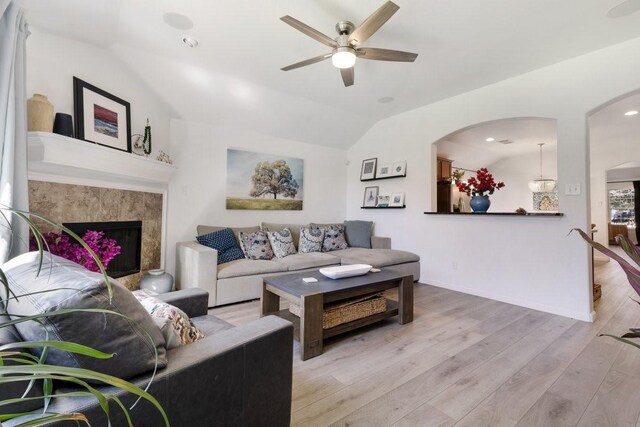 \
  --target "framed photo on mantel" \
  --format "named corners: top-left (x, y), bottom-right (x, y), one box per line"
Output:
top-left (73, 77), bottom-right (132, 153)
top-left (363, 186), bottom-right (379, 207)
